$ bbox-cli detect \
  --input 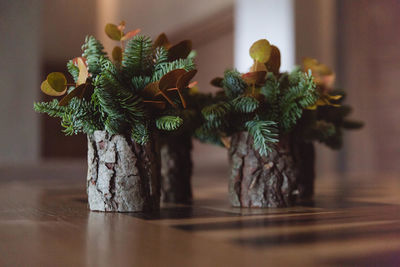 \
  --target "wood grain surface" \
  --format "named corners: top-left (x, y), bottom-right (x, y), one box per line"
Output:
top-left (0, 161), bottom-right (399, 266)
